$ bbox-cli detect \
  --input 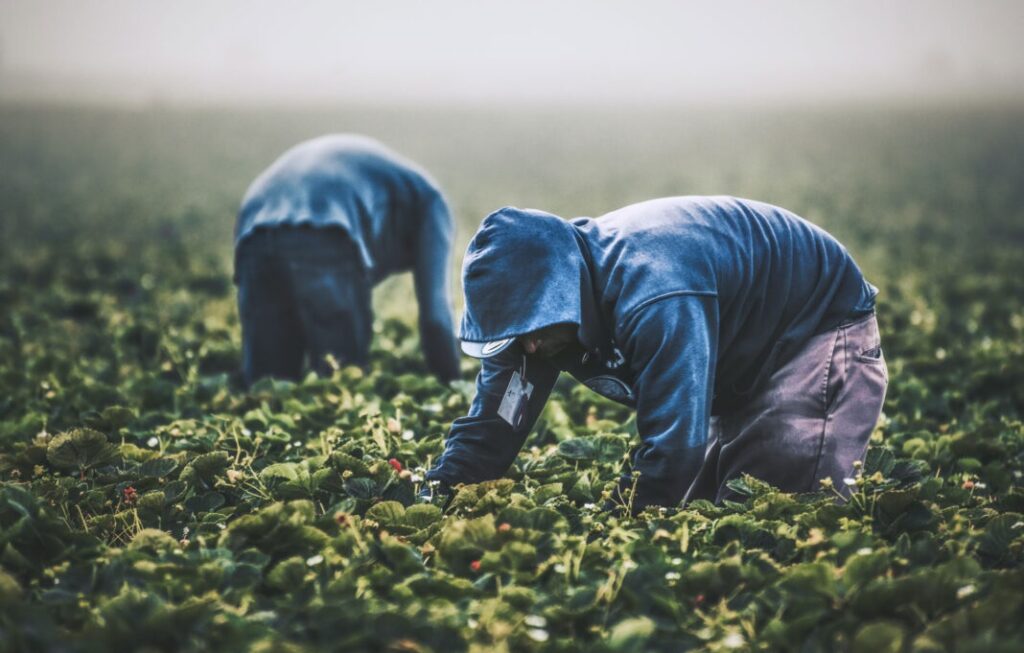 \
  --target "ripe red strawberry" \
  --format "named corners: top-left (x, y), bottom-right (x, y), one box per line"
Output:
top-left (470, 559), bottom-right (481, 572)
top-left (388, 458), bottom-right (403, 473)
top-left (498, 522), bottom-right (511, 533)
top-left (122, 486), bottom-right (137, 504)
